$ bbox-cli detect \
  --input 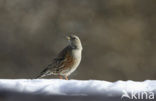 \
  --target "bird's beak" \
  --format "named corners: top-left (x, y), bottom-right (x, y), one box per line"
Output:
top-left (66, 36), bottom-right (70, 40)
